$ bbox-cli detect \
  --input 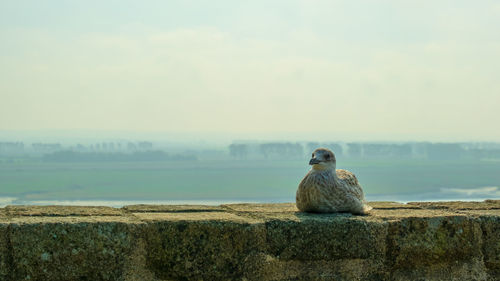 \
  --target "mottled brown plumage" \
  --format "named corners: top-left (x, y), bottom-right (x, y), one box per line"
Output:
top-left (296, 148), bottom-right (372, 215)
